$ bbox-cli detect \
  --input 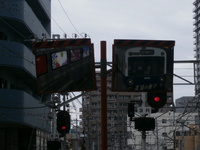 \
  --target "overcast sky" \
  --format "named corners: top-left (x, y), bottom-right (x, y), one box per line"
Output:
top-left (51, 0), bottom-right (195, 100)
